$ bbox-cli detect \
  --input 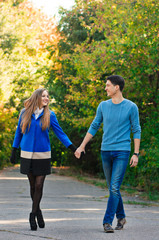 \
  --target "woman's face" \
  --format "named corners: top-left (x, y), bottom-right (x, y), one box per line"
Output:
top-left (40, 90), bottom-right (49, 108)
